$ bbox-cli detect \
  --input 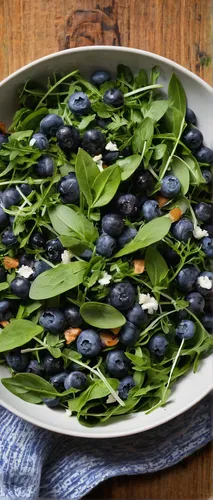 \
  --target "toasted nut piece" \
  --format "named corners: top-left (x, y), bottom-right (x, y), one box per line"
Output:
top-left (111, 326), bottom-right (121, 335)
top-left (169, 208), bottom-right (183, 222)
top-left (64, 327), bottom-right (82, 344)
top-left (133, 259), bottom-right (145, 274)
top-left (103, 164), bottom-right (109, 169)
top-left (3, 257), bottom-right (19, 269)
top-left (100, 331), bottom-right (119, 347)
top-left (0, 122), bottom-right (7, 134)
top-left (156, 195), bottom-right (169, 208)
top-left (0, 321), bottom-right (9, 327)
